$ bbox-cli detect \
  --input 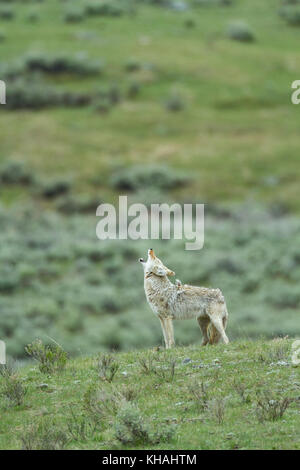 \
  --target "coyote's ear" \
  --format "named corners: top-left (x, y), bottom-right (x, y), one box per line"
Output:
top-left (152, 265), bottom-right (175, 277)
top-left (167, 269), bottom-right (175, 277)
top-left (151, 265), bottom-right (168, 277)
